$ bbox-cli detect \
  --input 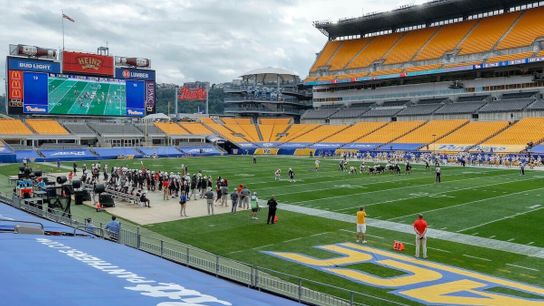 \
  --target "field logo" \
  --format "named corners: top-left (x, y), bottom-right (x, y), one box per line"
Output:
top-left (264, 243), bottom-right (544, 305)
